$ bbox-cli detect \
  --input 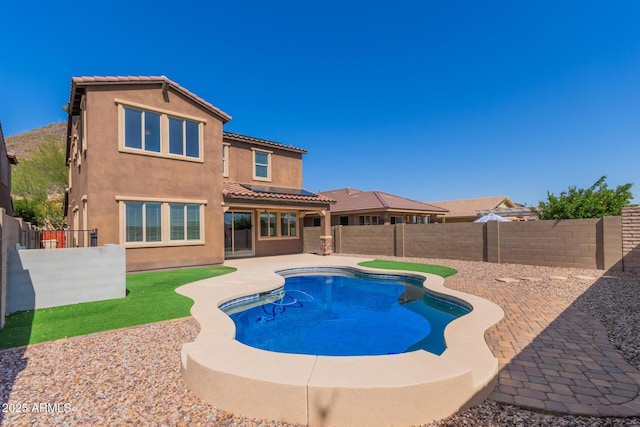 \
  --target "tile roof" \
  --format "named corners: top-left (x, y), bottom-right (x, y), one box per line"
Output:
top-left (223, 132), bottom-right (307, 154)
top-left (223, 182), bottom-right (335, 205)
top-left (320, 188), bottom-right (448, 213)
top-left (69, 76), bottom-right (232, 123)
top-left (427, 196), bottom-right (514, 218)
